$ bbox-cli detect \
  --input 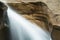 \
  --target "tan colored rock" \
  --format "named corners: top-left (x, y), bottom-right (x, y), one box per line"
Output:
top-left (8, 2), bottom-right (52, 32)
